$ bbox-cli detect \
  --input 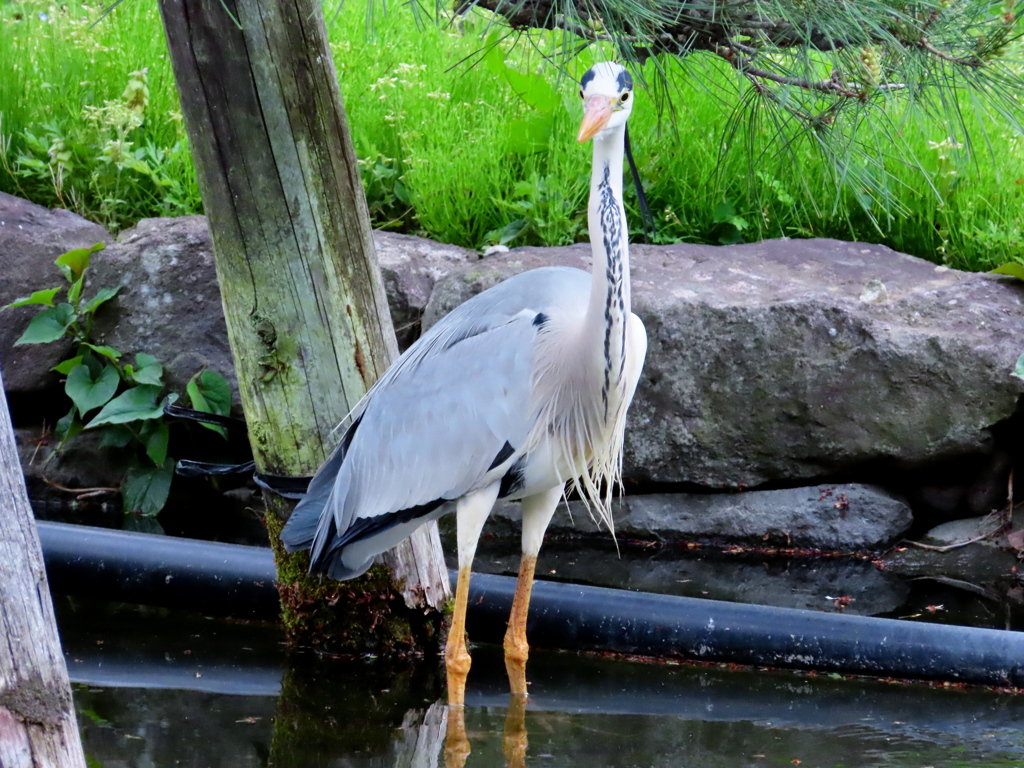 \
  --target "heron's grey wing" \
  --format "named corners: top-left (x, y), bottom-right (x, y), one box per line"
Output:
top-left (281, 266), bottom-right (590, 574)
